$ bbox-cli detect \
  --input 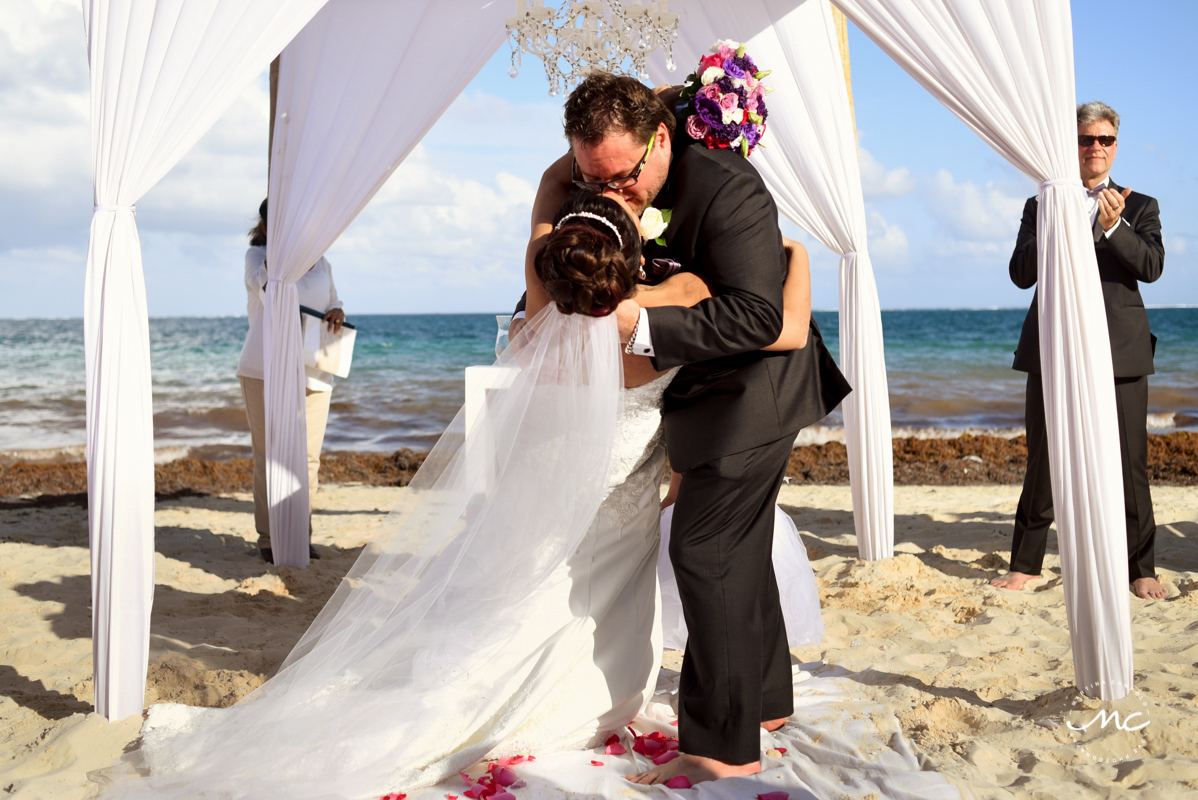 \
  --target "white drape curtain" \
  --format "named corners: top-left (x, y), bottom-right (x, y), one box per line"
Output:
top-left (651, 0), bottom-right (895, 560)
top-left (81, 0), bottom-right (332, 721)
top-left (263, 0), bottom-right (510, 566)
top-left (833, 0), bottom-right (1133, 699)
